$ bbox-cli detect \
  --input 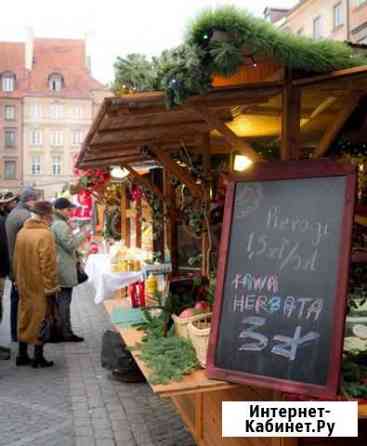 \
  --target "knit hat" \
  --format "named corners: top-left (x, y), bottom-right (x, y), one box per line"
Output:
top-left (20, 187), bottom-right (38, 203)
top-left (32, 201), bottom-right (53, 217)
top-left (54, 197), bottom-right (76, 210)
